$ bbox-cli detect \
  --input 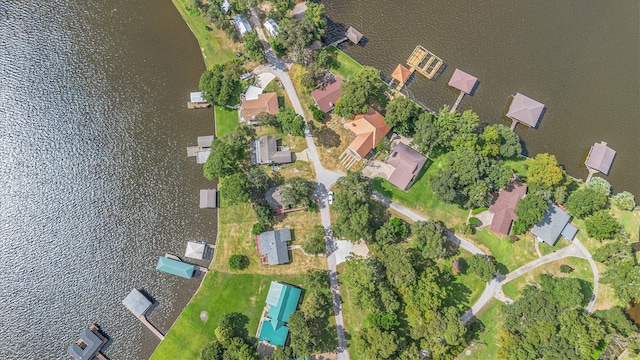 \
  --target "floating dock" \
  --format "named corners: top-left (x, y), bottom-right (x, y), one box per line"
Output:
top-left (122, 289), bottom-right (165, 340)
top-left (406, 45), bottom-right (444, 80)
